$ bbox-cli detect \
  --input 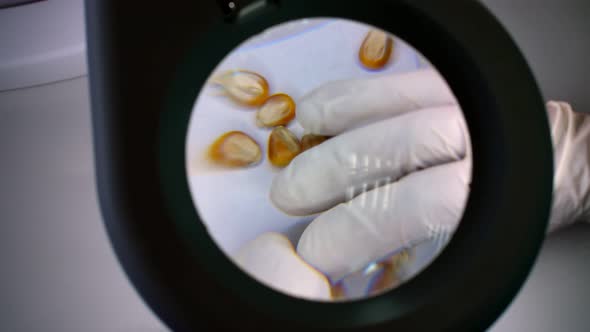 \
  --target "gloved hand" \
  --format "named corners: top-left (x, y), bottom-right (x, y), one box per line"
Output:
top-left (233, 68), bottom-right (590, 301)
